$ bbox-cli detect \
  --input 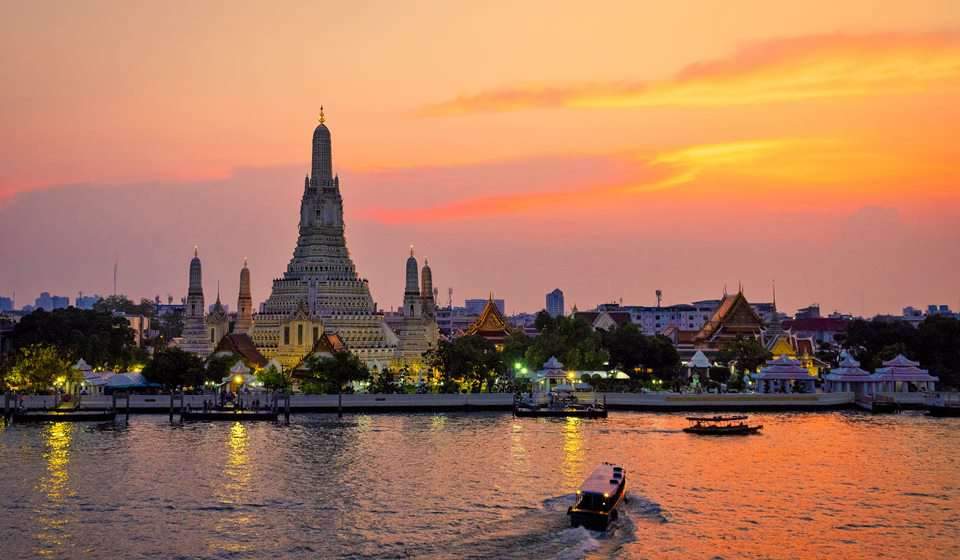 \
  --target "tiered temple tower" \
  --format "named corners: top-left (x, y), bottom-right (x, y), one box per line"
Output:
top-left (181, 248), bottom-right (212, 357)
top-left (235, 259), bottom-right (253, 334)
top-left (386, 247), bottom-right (439, 364)
top-left (250, 111), bottom-right (398, 369)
